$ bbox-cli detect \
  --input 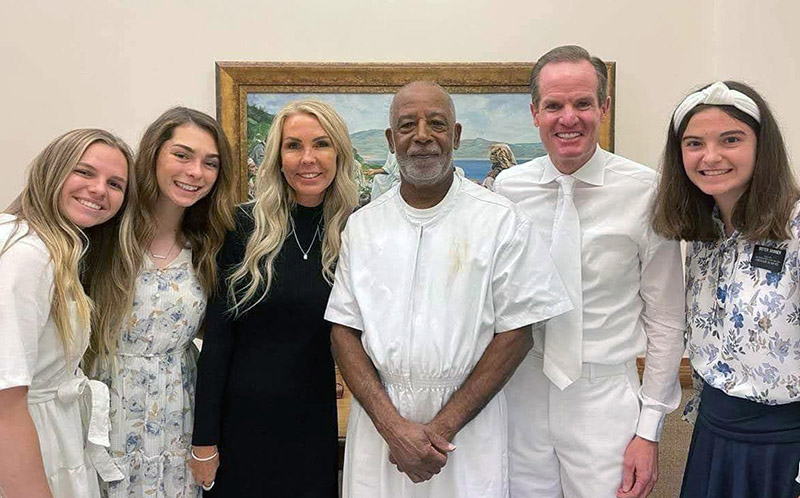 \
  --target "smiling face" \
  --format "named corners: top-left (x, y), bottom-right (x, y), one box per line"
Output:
top-left (386, 83), bottom-right (462, 187)
top-left (58, 142), bottom-right (128, 228)
top-left (532, 60), bottom-right (609, 174)
top-left (155, 123), bottom-right (220, 209)
top-left (280, 113), bottom-right (337, 206)
top-left (681, 107), bottom-right (757, 213)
